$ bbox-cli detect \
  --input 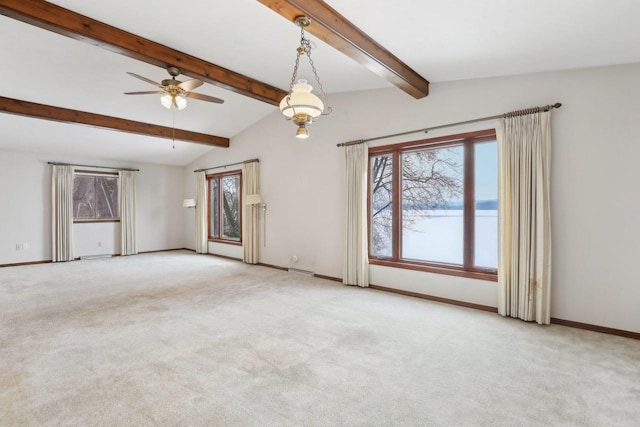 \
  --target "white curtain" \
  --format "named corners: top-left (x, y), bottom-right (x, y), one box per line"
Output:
top-left (51, 165), bottom-right (74, 262)
top-left (497, 111), bottom-right (552, 324)
top-left (119, 171), bottom-right (137, 256)
top-left (195, 171), bottom-right (208, 254)
top-left (242, 161), bottom-right (260, 264)
top-left (343, 144), bottom-right (369, 287)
